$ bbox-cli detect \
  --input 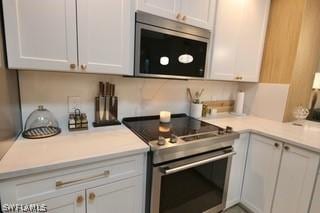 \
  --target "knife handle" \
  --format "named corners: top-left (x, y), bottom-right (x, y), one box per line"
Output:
top-left (99, 82), bottom-right (105, 96)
